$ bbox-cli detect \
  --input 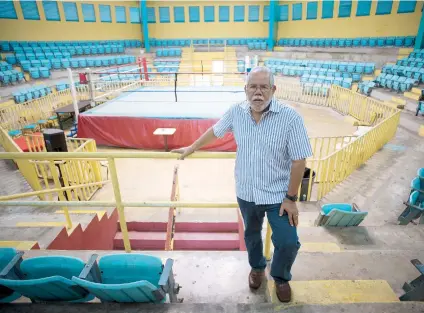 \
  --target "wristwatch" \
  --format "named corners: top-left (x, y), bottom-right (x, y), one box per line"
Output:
top-left (285, 193), bottom-right (298, 202)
